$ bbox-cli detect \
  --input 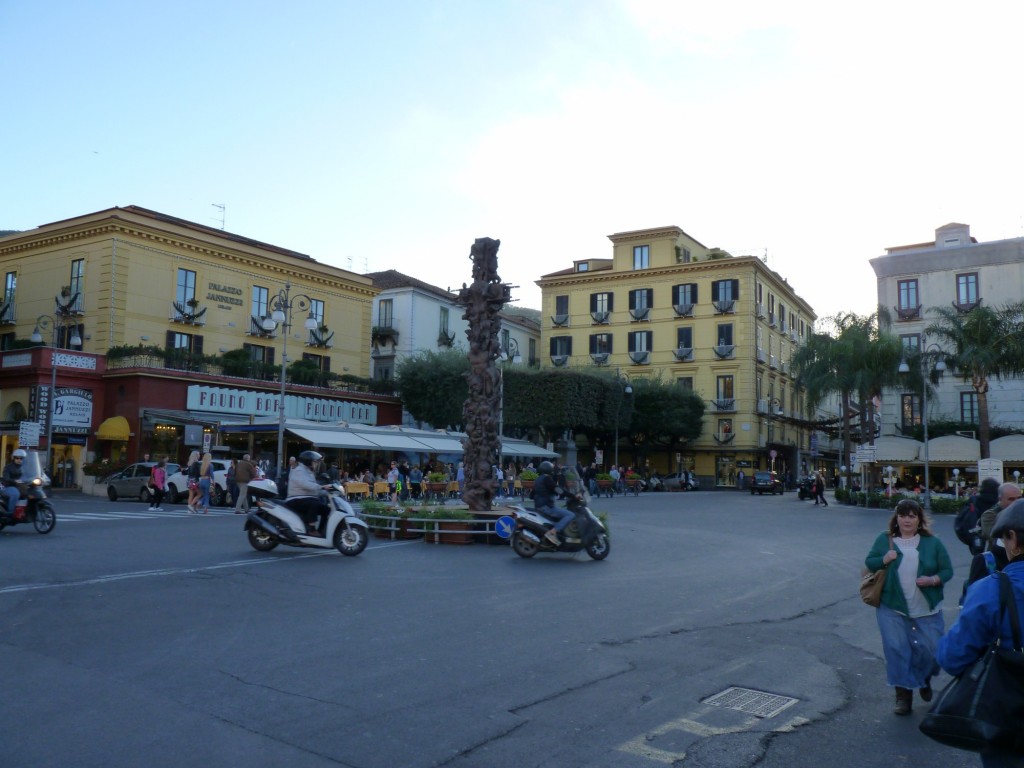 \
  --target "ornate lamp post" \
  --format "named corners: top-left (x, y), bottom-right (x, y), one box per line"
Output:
top-left (898, 341), bottom-right (946, 512)
top-left (614, 369), bottom-right (633, 470)
top-left (259, 283), bottom-right (319, 479)
top-left (32, 314), bottom-right (82, 473)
